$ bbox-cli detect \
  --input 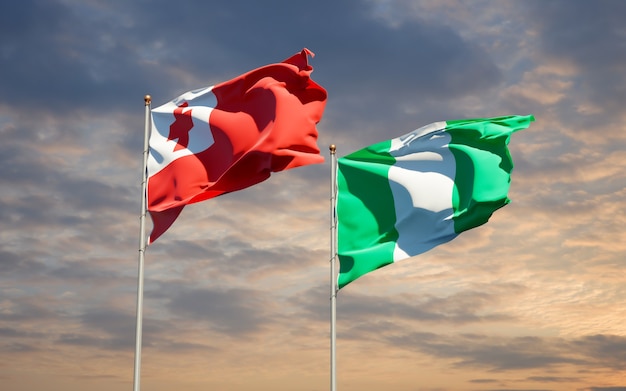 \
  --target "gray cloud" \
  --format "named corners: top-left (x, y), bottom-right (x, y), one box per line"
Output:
top-left (0, 0), bottom-right (501, 128)
top-left (384, 332), bottom-right (626, 372)
top-left (0, 0), bottom-right (167, 113)
top-left (165, 286), bottom-right (271, 336)
top-left (521, 1), bottom-right (626, 122)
